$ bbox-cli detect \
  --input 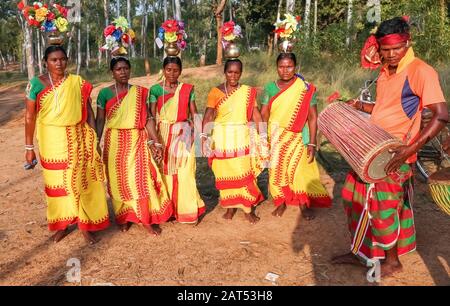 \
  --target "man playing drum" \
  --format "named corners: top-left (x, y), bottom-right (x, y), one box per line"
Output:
top-left (332, 17), bottom-right (449, 276)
